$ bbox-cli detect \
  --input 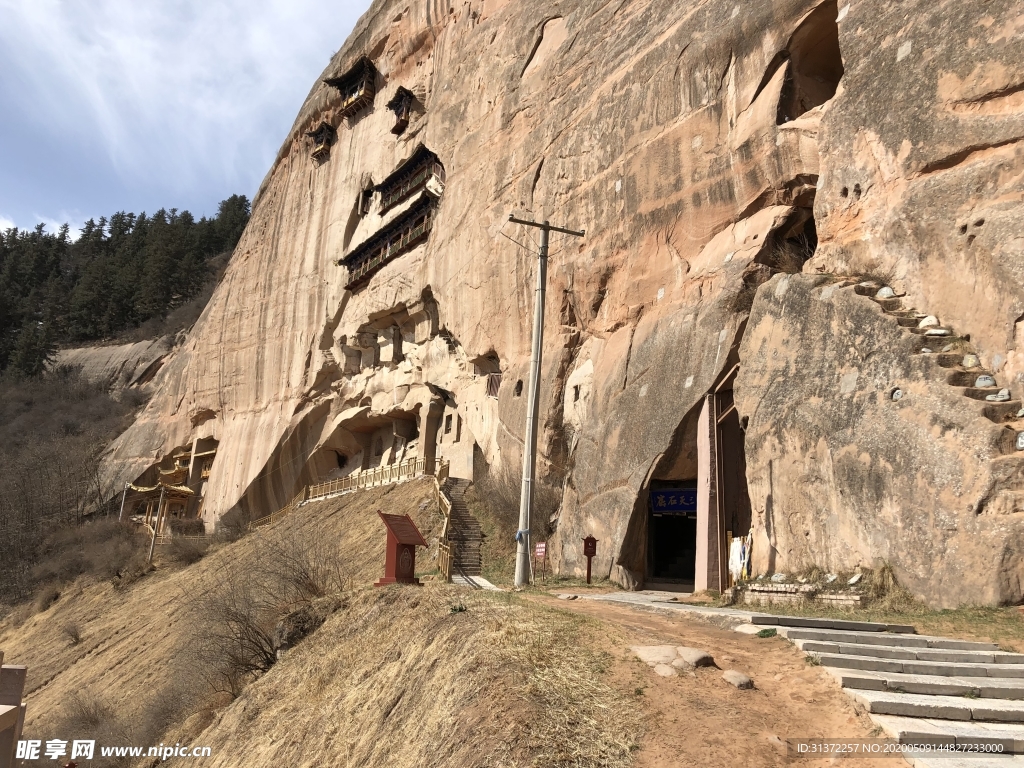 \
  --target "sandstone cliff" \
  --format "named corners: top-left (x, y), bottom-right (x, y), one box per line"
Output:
top-left (100, 0), bottom-right (1024, 605)
top-left (55, 337), bottom-right (172, 391)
